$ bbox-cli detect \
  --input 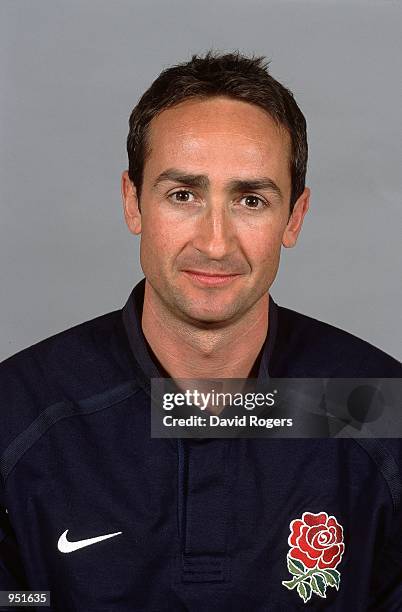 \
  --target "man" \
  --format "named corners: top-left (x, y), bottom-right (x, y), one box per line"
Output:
top-left (0, 52), bottom-right (401, 610)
